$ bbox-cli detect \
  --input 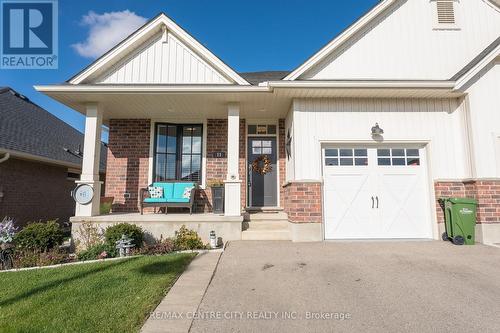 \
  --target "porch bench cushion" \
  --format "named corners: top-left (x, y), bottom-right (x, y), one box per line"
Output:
top-left (144, 197), bottom-right (169, 203)
top-left (140, 181), bottom-right (197, 214)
